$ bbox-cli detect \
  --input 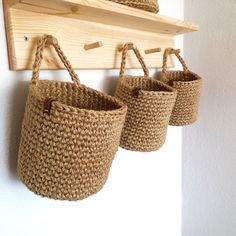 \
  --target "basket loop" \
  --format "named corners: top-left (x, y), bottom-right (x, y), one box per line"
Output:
top-left (162, 48), bottom-right (189, 75)
top-left (131, 86), bottom-right (141, 98)
top-left (43, 97), bottom-right (55, 114)
top-left (120, 43), bottom-right (149, 78)
top-left (31, 35), bottom-right (80, 86)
